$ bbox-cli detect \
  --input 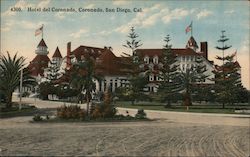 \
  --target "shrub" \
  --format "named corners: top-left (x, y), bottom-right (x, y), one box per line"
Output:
top-left (56, 105), bottom-right (86, 119)
top-left (33, 115), bottom-right (43, 121)
top-left (135, 109), bottom-right (147, 119)
top-left (91, 90), bottom-right (117, 119)
top-left (91, 103), bottom-right (117, 119)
